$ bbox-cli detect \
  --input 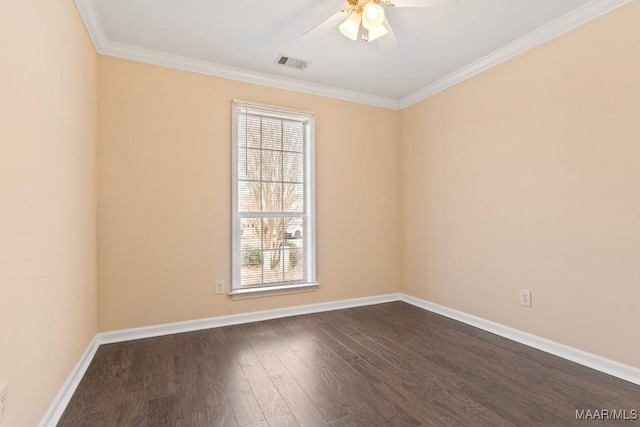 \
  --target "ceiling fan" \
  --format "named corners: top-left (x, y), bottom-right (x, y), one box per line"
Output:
top-left (303, 0), bottom-right (459, 50)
